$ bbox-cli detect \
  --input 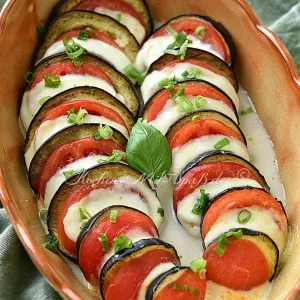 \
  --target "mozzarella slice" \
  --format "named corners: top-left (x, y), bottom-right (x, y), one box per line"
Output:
top-left (170, 135), bottom-right (249, 183)
top-left (135, 35), bottom-right (223, 73)
top-left (24, 114), bottom-right (128, 168)
top-left (21, 74), bottom-right (124, 130)
top-left (43, 154), bottom-right (108, 209)
top-left (41, 38), bottom-right (132, 74)
top-left (94, 7), bottom-right (146, 44)
top-left (177, 178), bottom-right (262, 237)
top-left (141, 62), bottom-right (238, 109)
top-left (63, 175), bottom-right (163, 242)
top-left (148, 97), bottom-right (237, 135)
